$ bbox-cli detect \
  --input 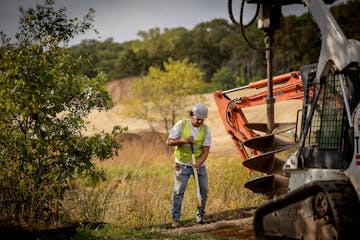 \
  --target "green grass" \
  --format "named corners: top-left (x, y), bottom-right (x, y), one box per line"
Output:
top-left (60, 145), bottom-right (264, 239)
top-left (63, 151), bottom-right (263, 228)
